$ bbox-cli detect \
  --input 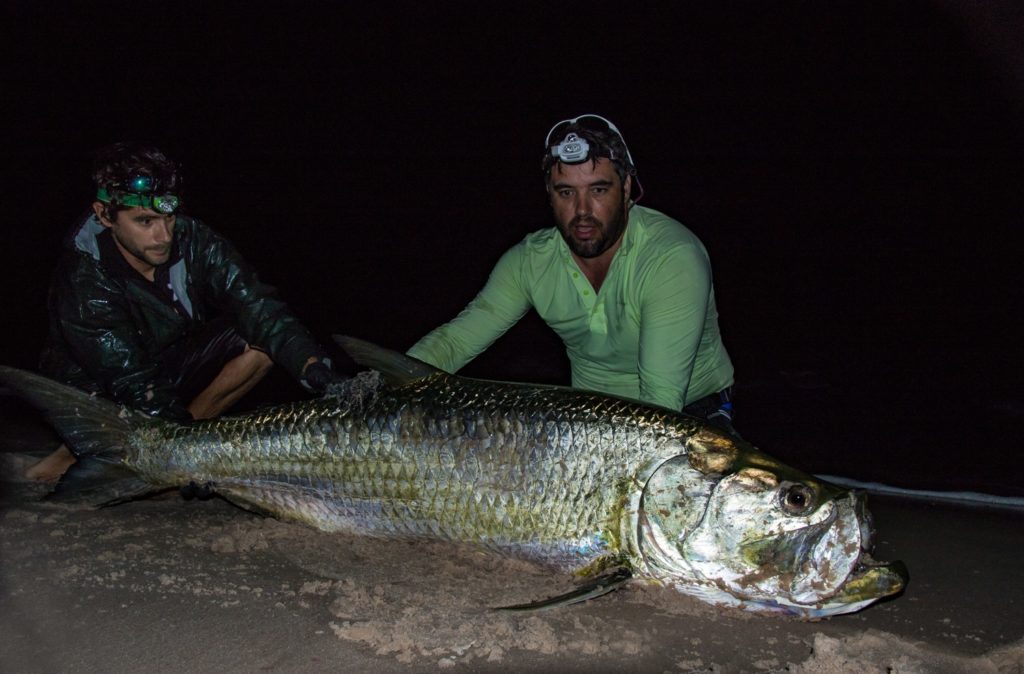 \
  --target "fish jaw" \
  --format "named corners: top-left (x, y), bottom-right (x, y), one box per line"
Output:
top-left (637, 453), bottom-right (907, 617)
top-left (817, 556), bottom-right (908, 611)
